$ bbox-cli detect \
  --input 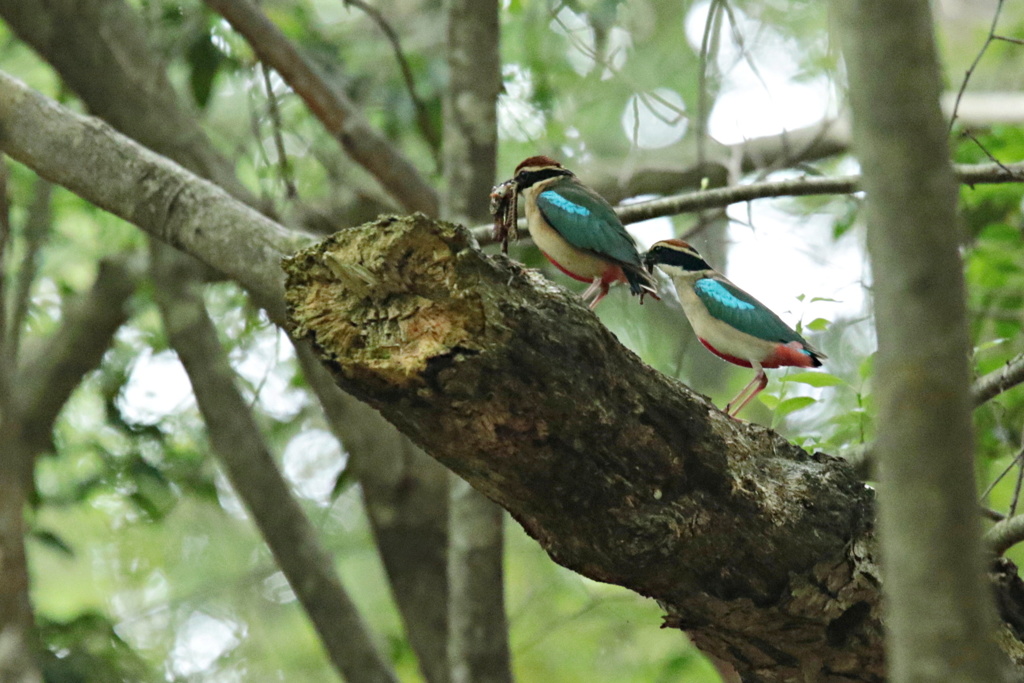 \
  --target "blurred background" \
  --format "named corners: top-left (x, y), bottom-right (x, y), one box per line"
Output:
top-left (1, 0), bottom-right (1023, 680)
